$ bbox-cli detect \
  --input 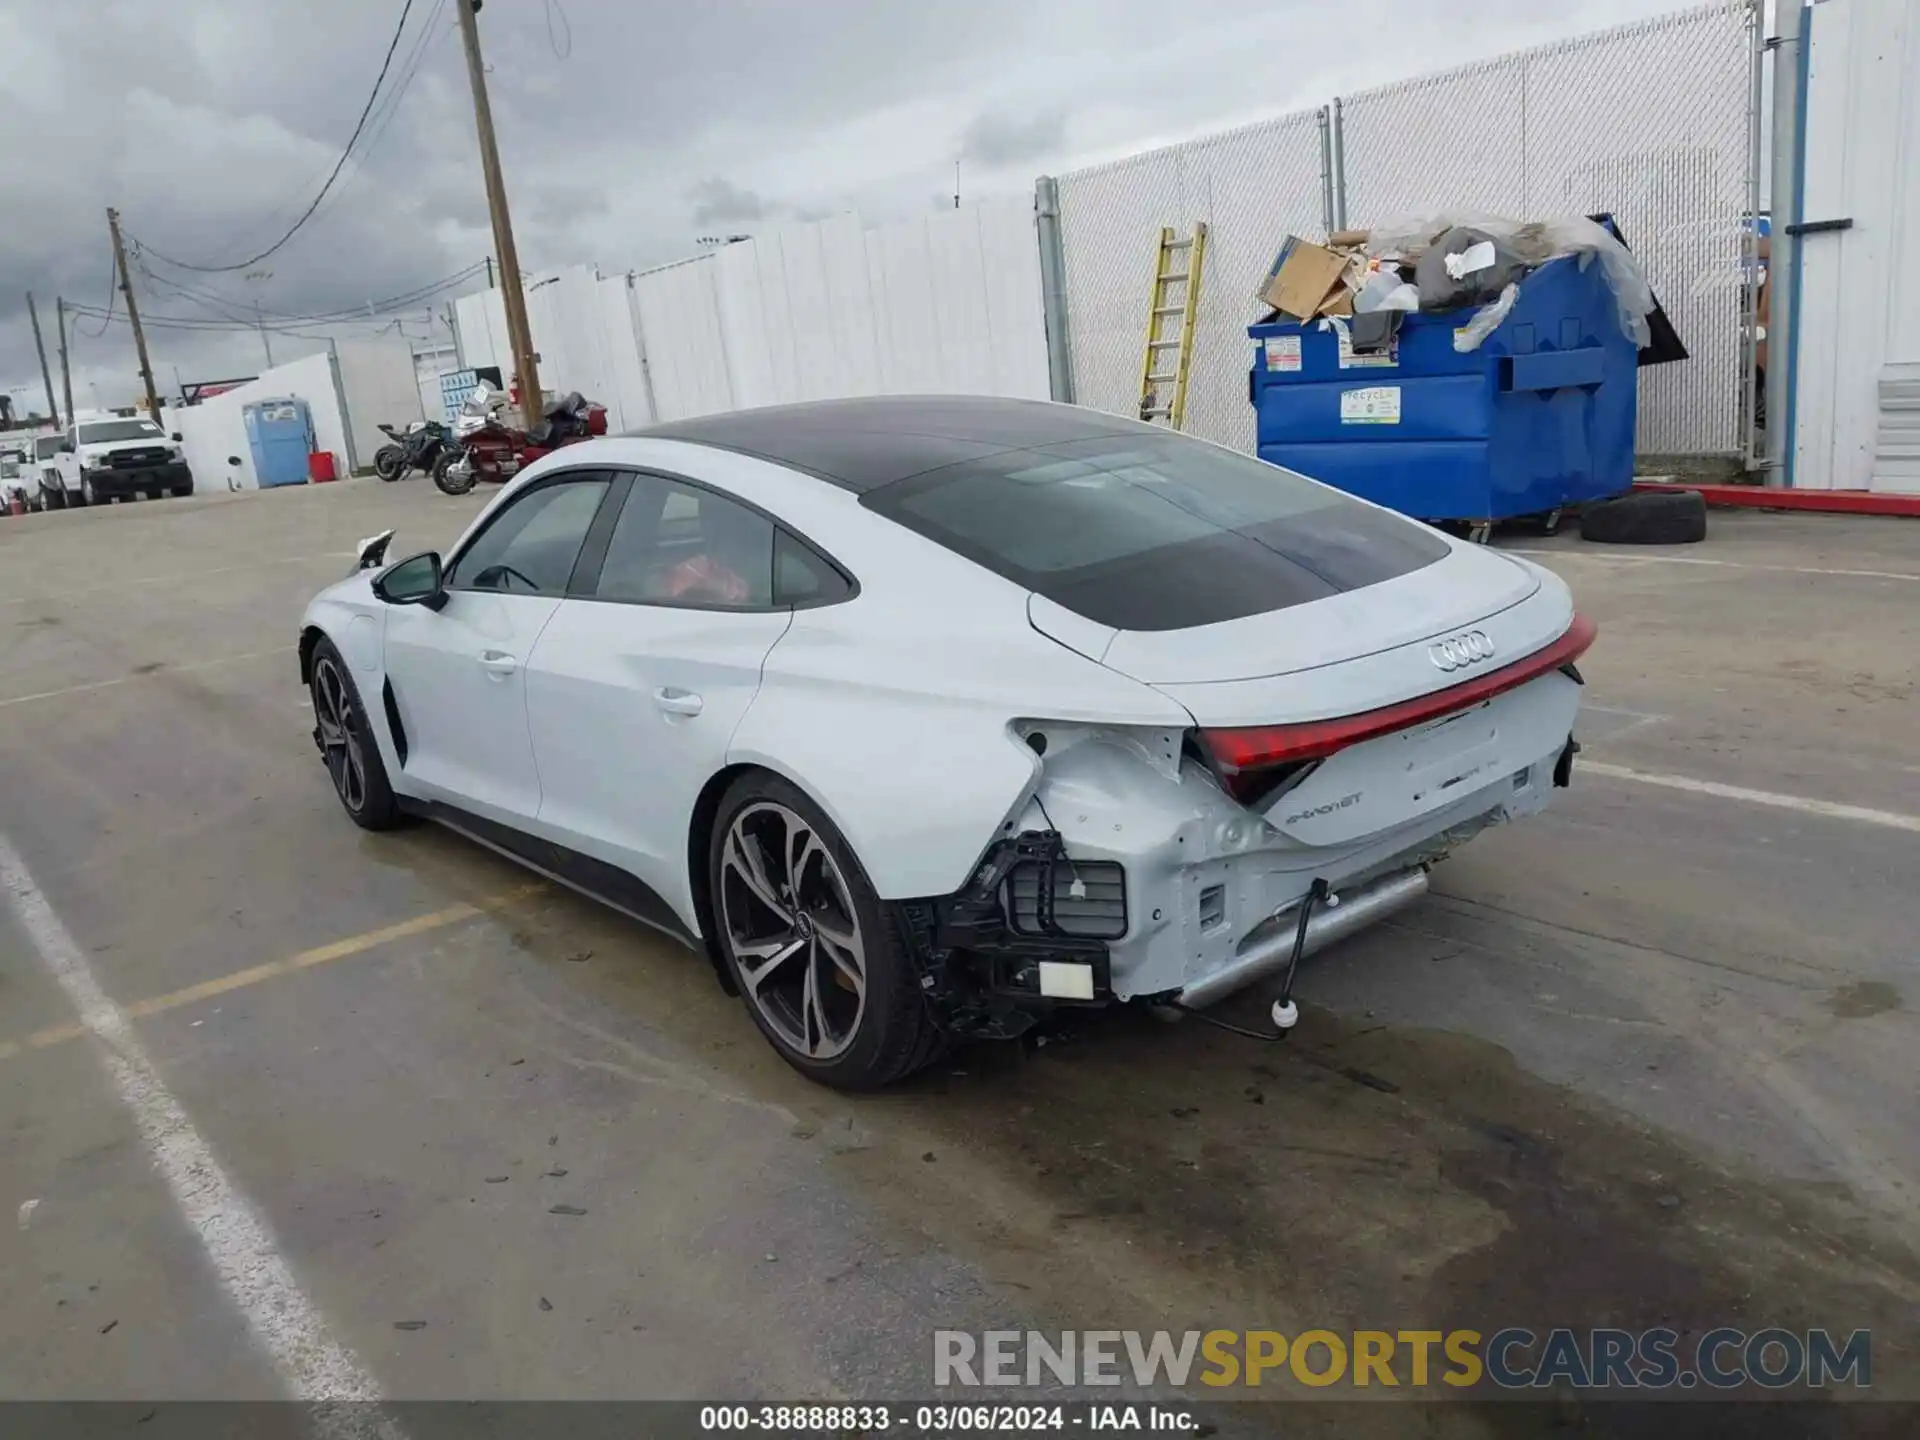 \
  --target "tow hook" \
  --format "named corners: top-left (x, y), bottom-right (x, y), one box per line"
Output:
top-left (1554, 737), bottom-right (1581, 788)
